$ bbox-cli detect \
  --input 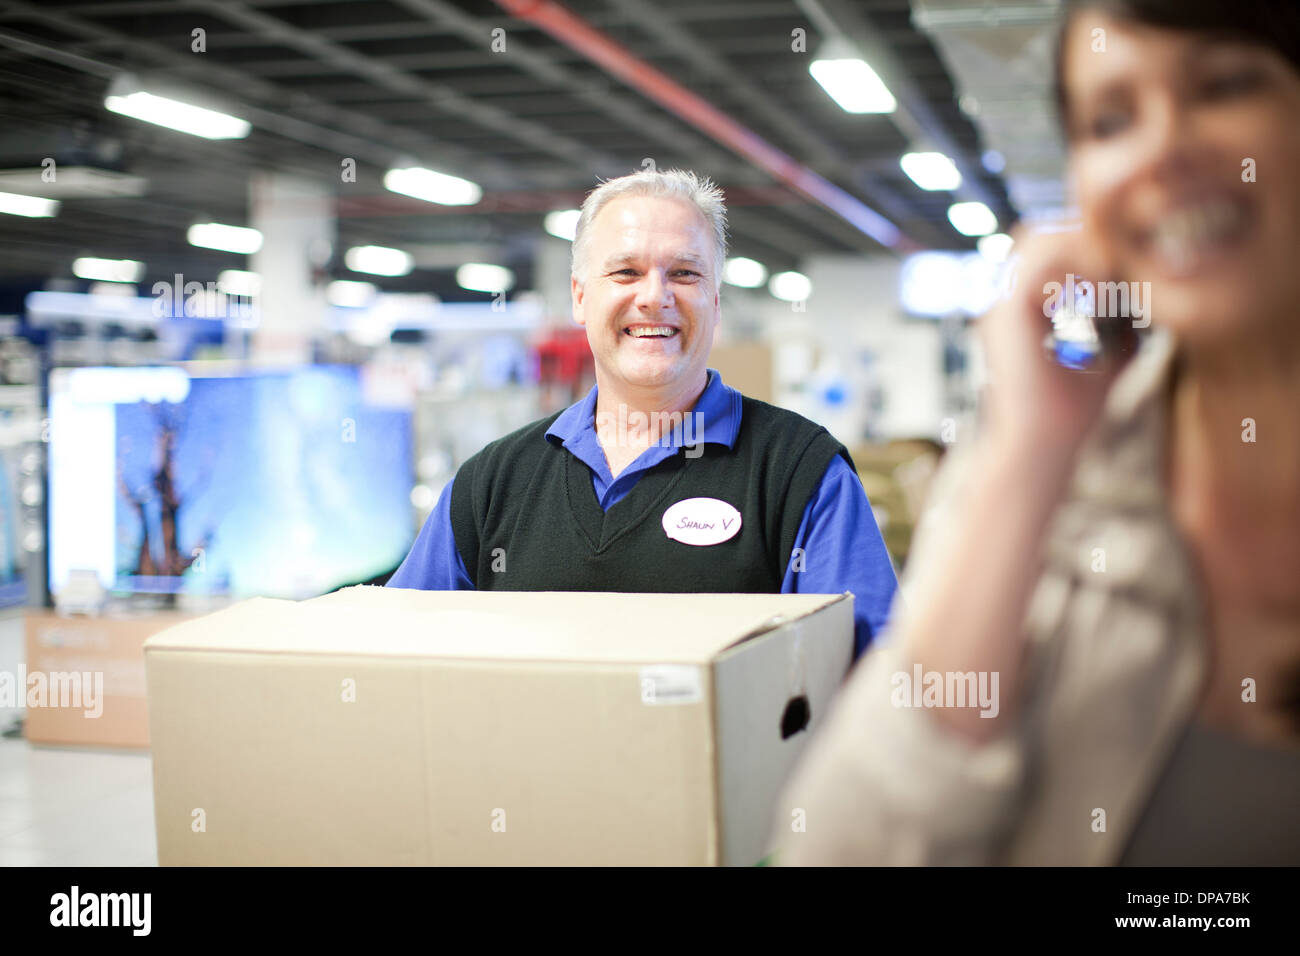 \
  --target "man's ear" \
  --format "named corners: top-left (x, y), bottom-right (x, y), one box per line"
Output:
top-left (571, 274), bottom-right (586, 326)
